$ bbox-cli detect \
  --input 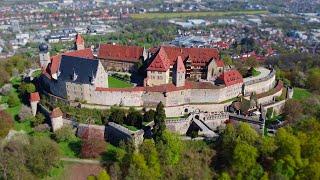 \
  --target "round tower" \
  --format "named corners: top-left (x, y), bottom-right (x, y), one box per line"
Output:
top-left (39, 43), bottom-right (50, 69)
